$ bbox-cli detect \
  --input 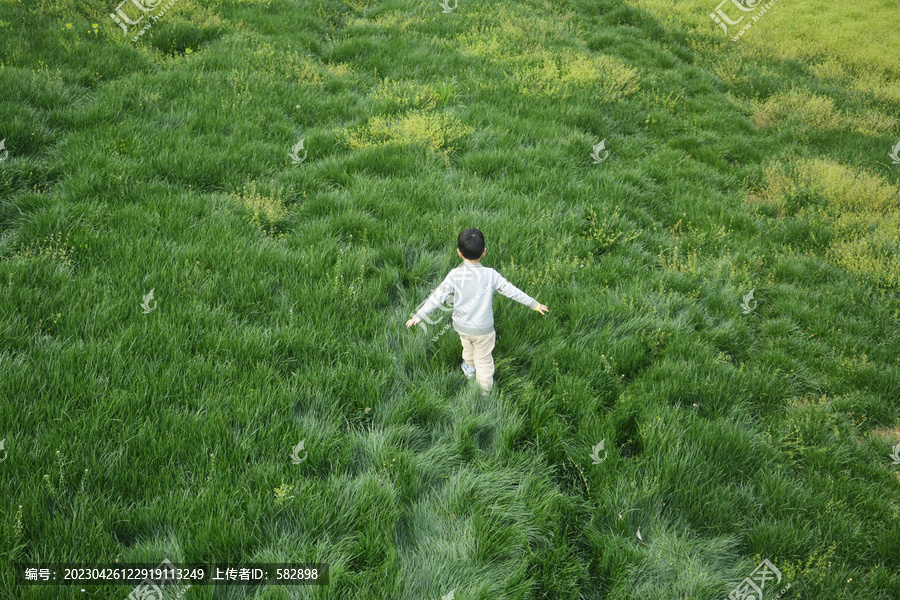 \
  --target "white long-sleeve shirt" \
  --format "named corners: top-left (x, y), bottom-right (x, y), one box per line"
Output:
top-left (414, 261), bottom-right (539, 335)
